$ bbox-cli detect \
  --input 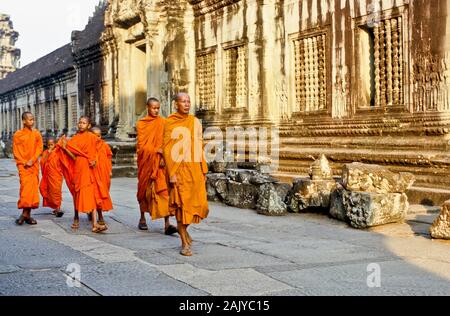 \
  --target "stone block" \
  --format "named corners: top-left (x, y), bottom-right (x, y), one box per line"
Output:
top-left (206, 173), bottom-right (227, 201)
top-left (430, 200), bottom-right (450, 240)
top-left (224, 181), bottom-right (259, 209)
top-left (343, 191), bottom-right (409, 229)
top-left (286, 178), bottom-right (338, 213)
top-left (225, 169), bottom-right (278, 185)
top-left (329, 184), bottom-right (348, 222)
top-left (256, 183), bottom-right (291, 216)
top-left (342, 163), bottom-right (415, 194)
